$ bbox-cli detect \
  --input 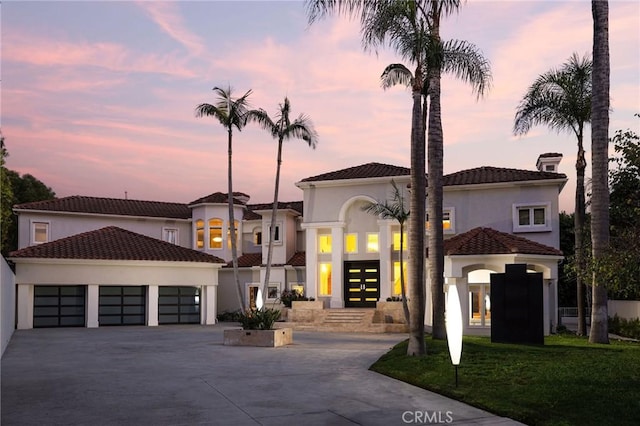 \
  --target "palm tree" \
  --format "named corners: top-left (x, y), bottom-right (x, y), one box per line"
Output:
top-left (195, 86), bottom-right (253, 312)
top-left (589, 0), bottom-right (610, 344)
top-left (362, 180), bottom-right (411, 324)
top-left (306, 0), bottom-right (486, 353)
top-left (514, 53), bottom-right (592, 336)
top-left (247, 97), bottom-right (318, 305)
